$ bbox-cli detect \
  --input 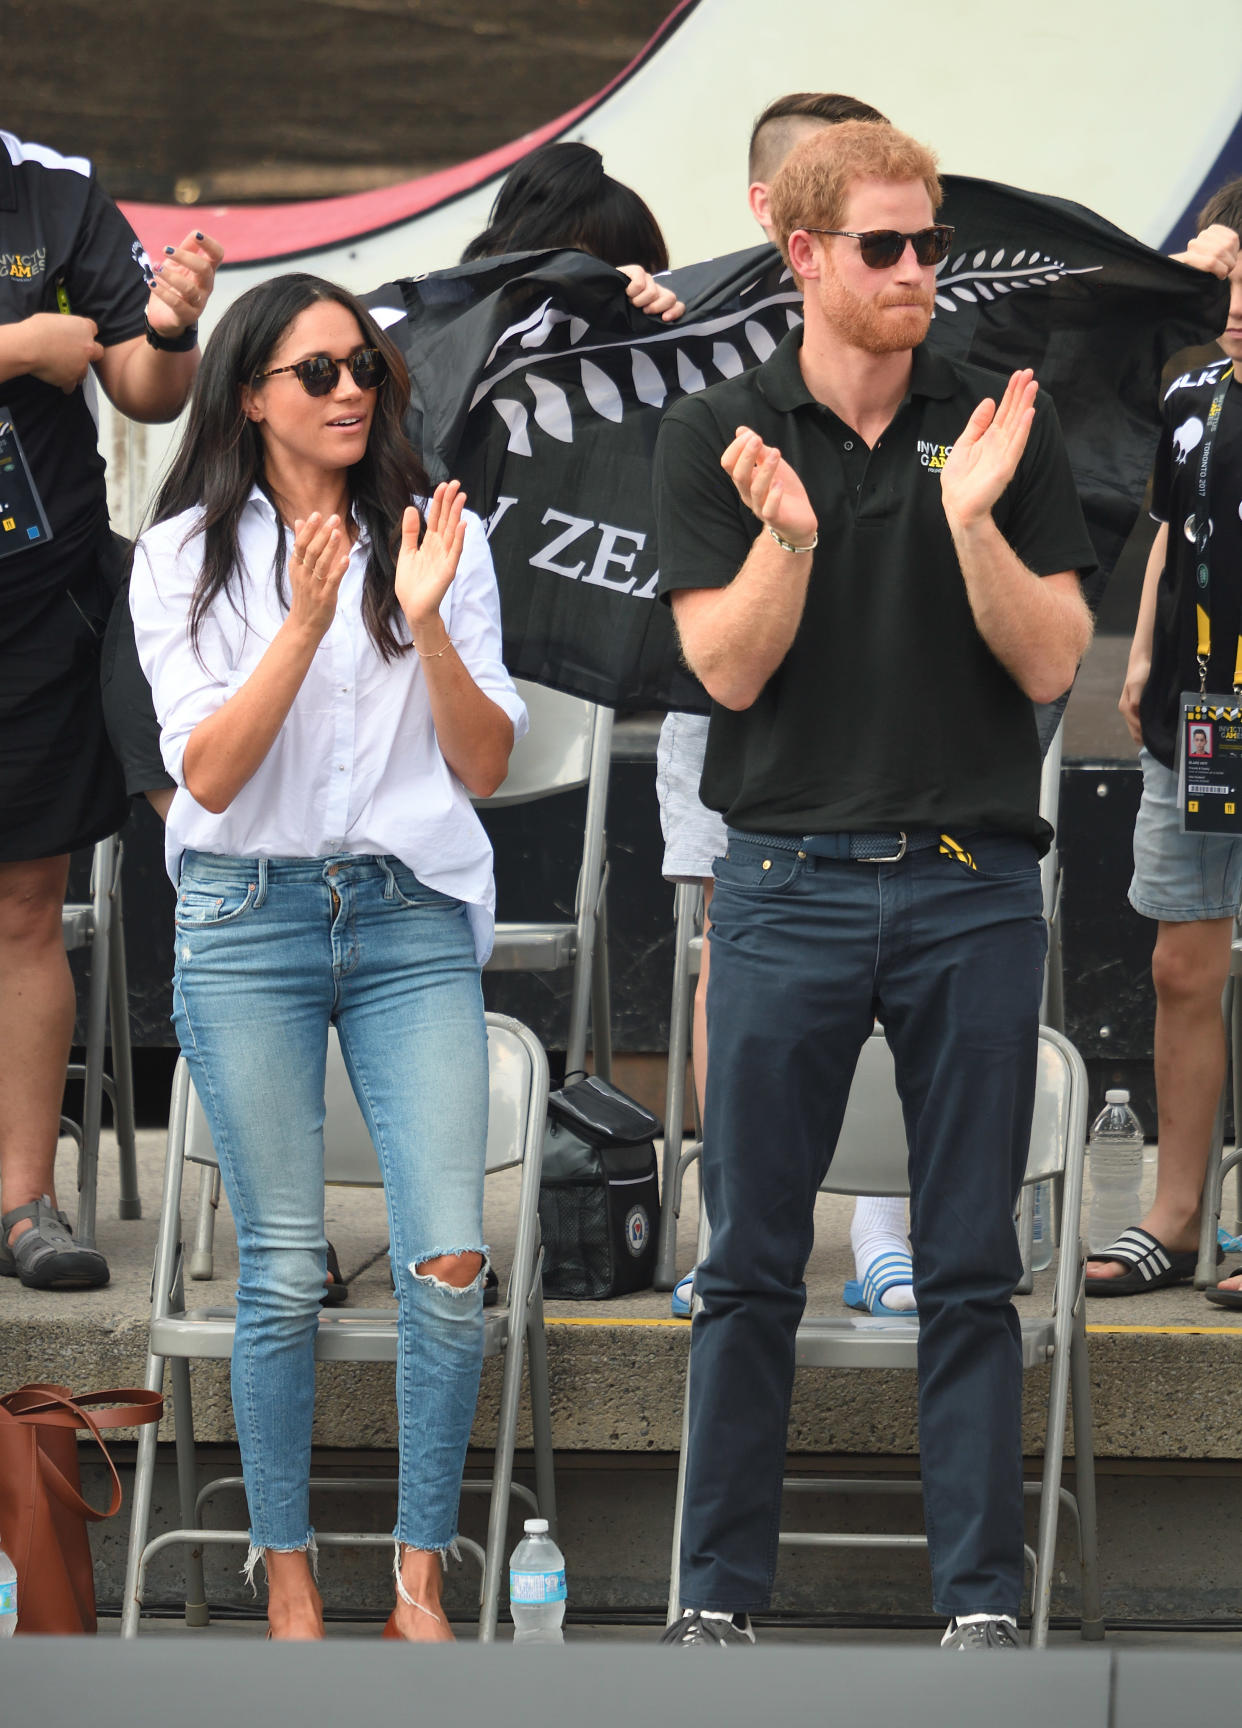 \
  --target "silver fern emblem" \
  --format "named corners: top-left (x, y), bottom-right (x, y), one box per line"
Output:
top-left (934, 247), bottom-right (1099, 310)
